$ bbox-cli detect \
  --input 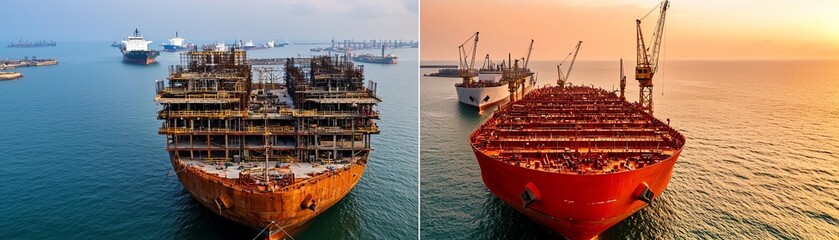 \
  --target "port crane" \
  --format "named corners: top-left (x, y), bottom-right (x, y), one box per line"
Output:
top-left (556, 41), bottom-right (583, 88)
top-left (458, 32), bottom-right (479, 85)
top-left (635, 0), bottom-right (669, 115)
top-left (524, 39), bottom-right (534, 69)
top-left (508, 39), bottom-right (534, 102)
top-left (481, 54), bottom-right (496, 70)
